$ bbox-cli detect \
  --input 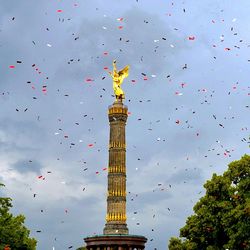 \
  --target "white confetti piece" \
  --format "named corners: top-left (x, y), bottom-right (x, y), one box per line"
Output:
top-left (170, 44), bottom-right (174, 48)
top-left (47, 43), bottom-right (52, 47)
